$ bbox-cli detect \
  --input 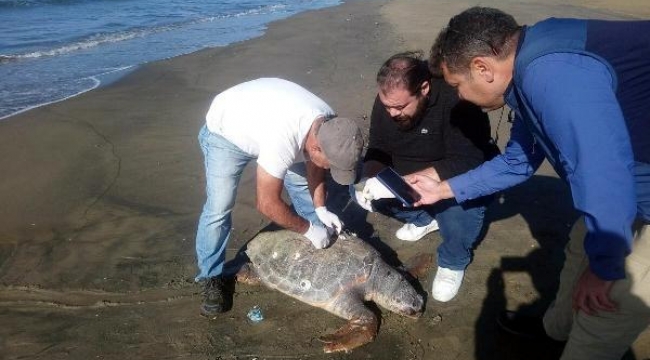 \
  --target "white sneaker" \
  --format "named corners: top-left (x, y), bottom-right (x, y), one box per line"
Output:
top-left (395, 220), bottom-right (439, 241)
top-left (431, 266), bottom-right (464, 302)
